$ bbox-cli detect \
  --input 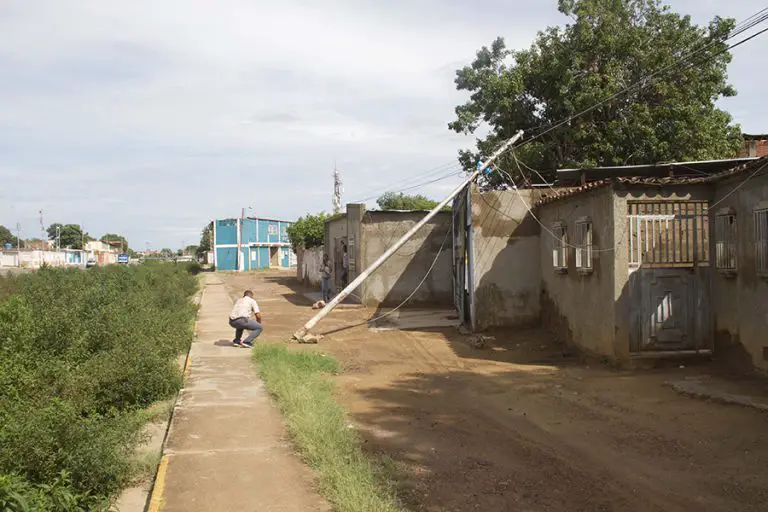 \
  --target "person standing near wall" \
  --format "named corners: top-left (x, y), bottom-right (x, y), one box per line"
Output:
top-left (320, 254), bottom-right (331, 302)
top-left (341, 243), bottom-right (349, 288)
